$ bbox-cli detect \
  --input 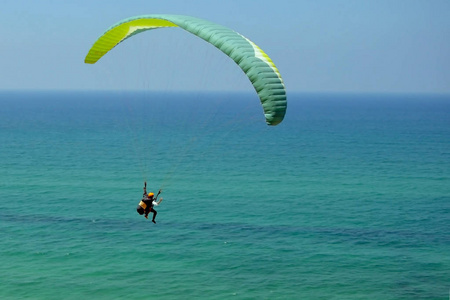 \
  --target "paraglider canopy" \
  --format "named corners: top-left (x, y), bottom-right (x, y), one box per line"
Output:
top-left (85, 14), bottom-right (287, 125)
